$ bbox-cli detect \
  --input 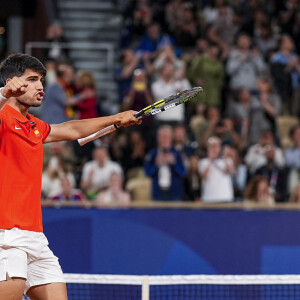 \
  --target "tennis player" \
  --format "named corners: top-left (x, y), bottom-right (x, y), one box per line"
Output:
top-left (0, 53), bottom-right (141, 300)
